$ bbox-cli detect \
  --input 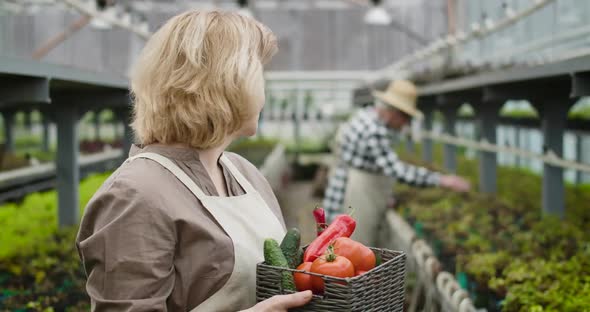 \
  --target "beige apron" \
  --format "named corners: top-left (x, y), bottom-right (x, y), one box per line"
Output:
top-left (343, 167), bottom-right (394, 247)
top-left (128, 152), bottom-right (286, 312)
